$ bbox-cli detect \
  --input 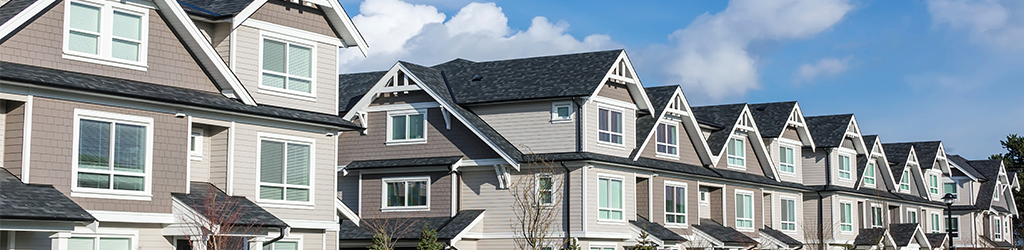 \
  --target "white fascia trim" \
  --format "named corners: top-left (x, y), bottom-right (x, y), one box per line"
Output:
top-left (282, 219), bottom-right (340, 231)
top-left (320, 0), bottom-right (368, 56)
top-left (153, 0), bottom-right (257, 105)
top-left (243, 19), bottom-right (343, 47)
top-left (460, 158), bottom-right (507, 166)
top-left (363, 102), bottom-right (440, 112)
top-left (448, 211), bottom-right (485, 245)
top-left (21, 95), bottom-right (32, 182)
top-left (0, 219), bottom-right (77, 232)
top-left (789, 103), bottom-right (815, 150)
top-left (632, 88), bottom-right (716, 165)
top-left (88, 210), bottom-right (174, 224)
top-left (591, 95), bottom-right (638, 110)
top-left (0, 0), bottom-right (57, 41)
top-left (335, 198), bottom-right (359, 226)
top-left (229, 0), bottom-right (267, 30)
